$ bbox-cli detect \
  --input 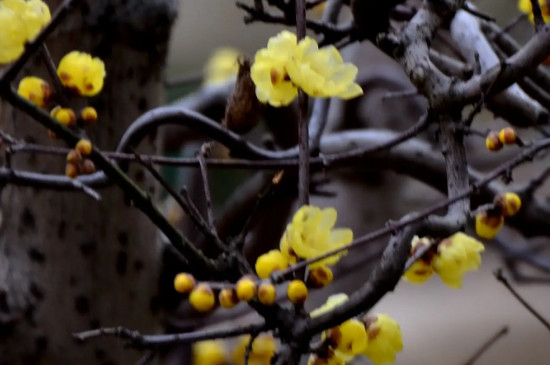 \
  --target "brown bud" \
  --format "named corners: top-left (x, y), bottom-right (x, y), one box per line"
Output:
top-left (80, 159), bottom-right (96, 175)
top-left (66, 149), bottom-right (82, 165)
top-left (222, 58), bottom-right (264, 134)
